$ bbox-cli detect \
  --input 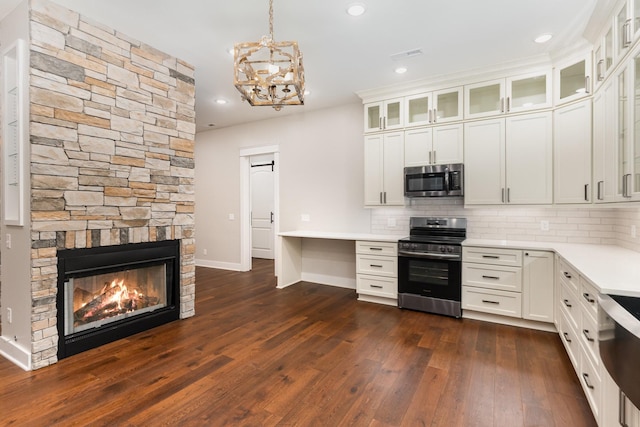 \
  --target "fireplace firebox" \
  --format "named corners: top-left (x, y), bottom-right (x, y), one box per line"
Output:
top-left (56, 240), bottom-right (180, 359)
